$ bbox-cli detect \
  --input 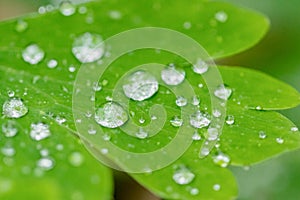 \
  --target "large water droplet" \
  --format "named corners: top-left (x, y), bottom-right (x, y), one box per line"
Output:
top-left (2, 120), bottom-right (18, 137)
top-left (22, 44), bottom-right (45, 64)
top-left (2, 98), bottom-right (28, 118)
top-left (59, 1), bottom-right (76, 16)
top-left (30, 122), bottom-right (51, 141)
top-left (213, 152), bottom-right (230, 167)
top-left (161, 65), bottom-right (185, 85)
top-left (170, 116), bottom-right (183, 127)
top-left (37, 157), bottom-right (55, 170)
top-left (190, 111), bottom-right (211, 129)
top-left (193, 59), bottom-right (209, 74)
top-left (215, 11), bottom-right (228, 23)
top-left (68, 152), bottom-right (84, 167)
top-left (72, 32), bottom-right (105, 63)
top-left (214, 85), bottom-right (232, 100)
top-left (123, 71), bottom-right (159, 101)
top-left (172, 166), bottom-right (195, 185)
top-left (95, 102), bottom-right (128, 128)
